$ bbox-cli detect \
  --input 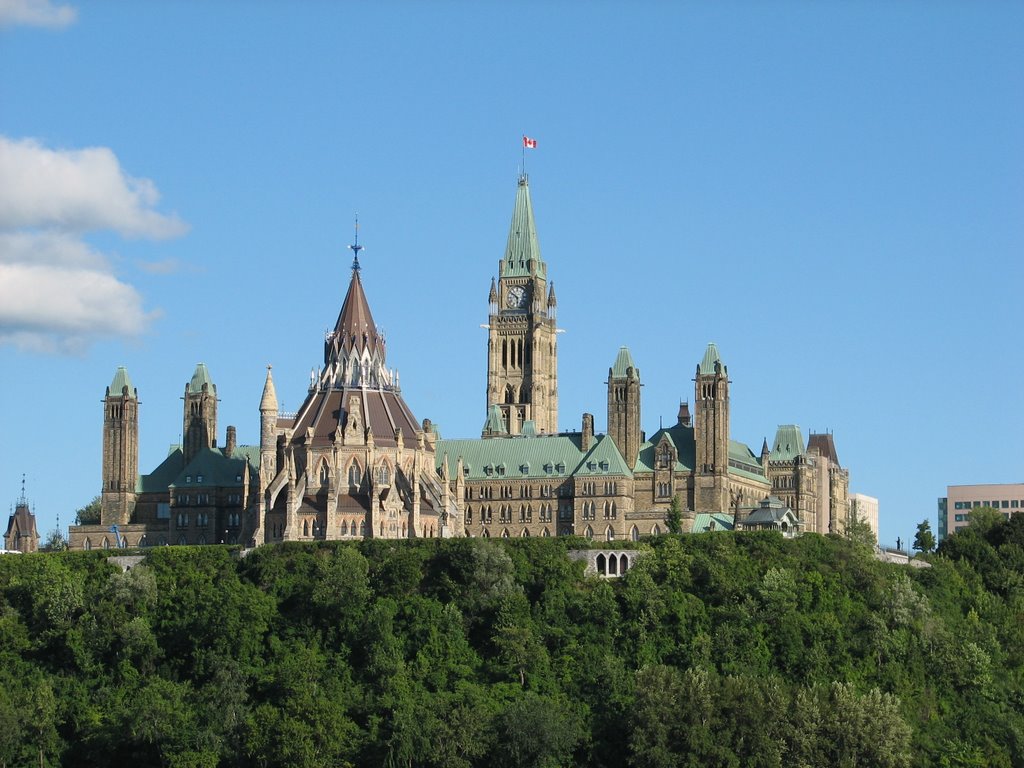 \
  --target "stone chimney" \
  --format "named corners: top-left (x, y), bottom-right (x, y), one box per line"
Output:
top-left (581, 413), bottom-right (594, 452)
top-left (225, 425), bottom-right (237, 458)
